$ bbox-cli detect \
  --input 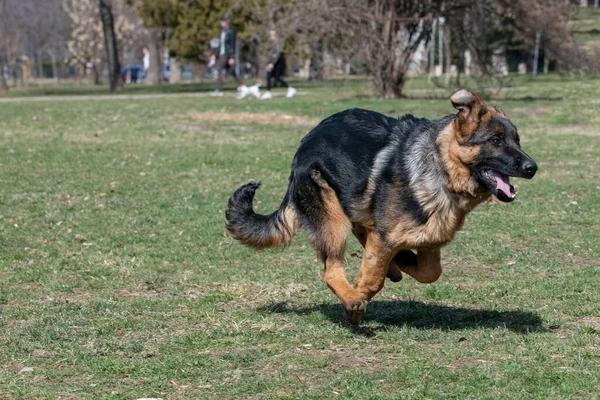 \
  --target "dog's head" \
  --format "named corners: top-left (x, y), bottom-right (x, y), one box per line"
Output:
top-left (448, 89), bottom-right (537, 202)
